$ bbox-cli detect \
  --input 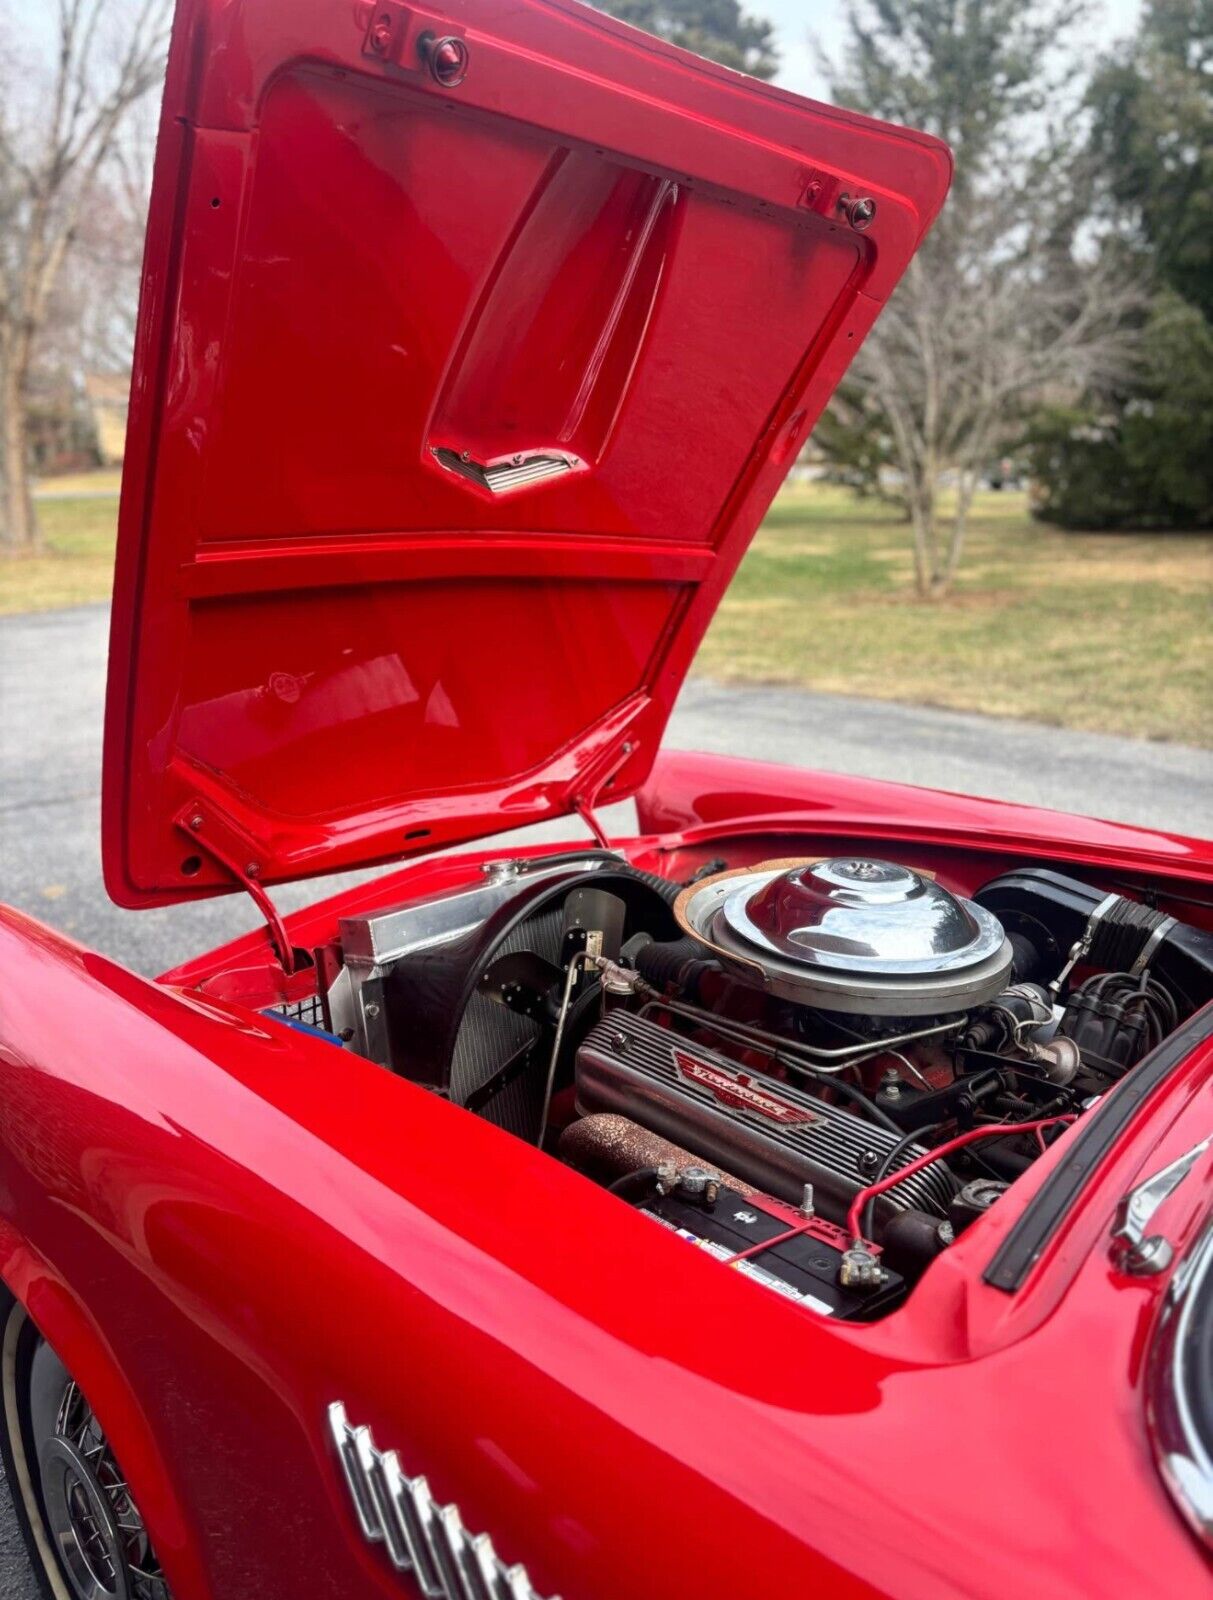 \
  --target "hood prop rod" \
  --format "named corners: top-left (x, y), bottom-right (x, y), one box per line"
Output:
top-left (574, 798), bottom-right (611, 849)
top-left (175, 801), bottom-right (295, 974)
top-left (572, 735), bottom-right (639, 848)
